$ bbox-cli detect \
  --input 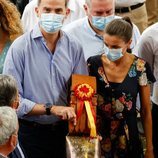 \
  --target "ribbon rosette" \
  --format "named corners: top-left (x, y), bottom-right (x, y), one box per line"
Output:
top-left (74, 83), bottom-right (96, 137)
